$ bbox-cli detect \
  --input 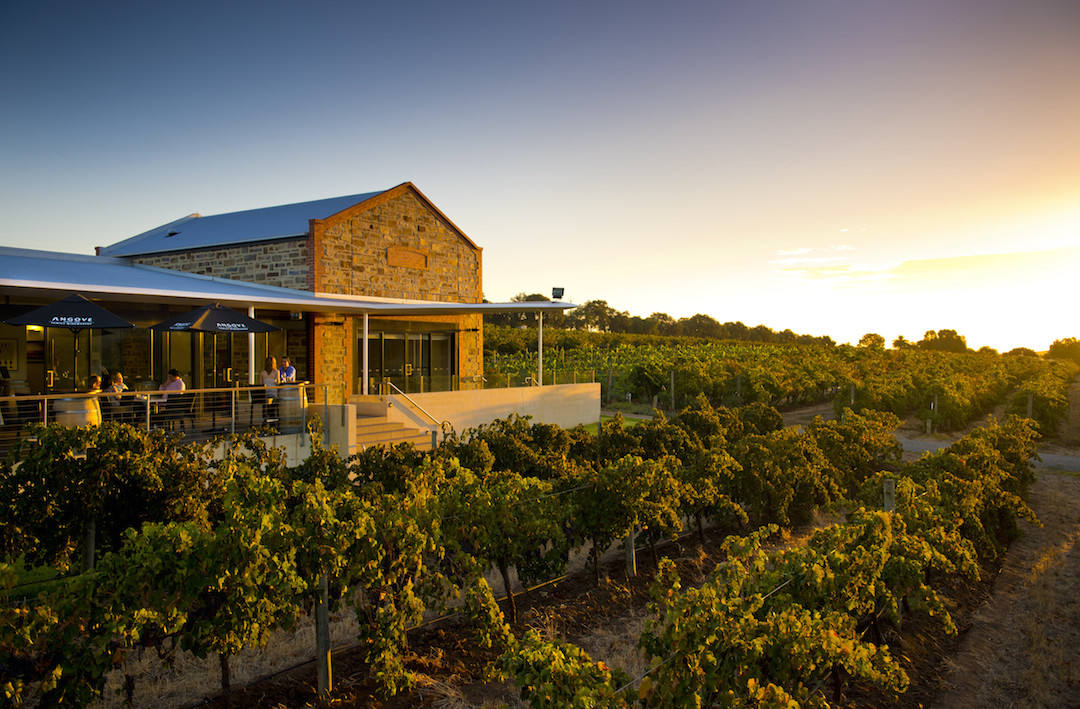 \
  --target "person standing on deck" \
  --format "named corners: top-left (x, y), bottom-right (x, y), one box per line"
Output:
top-left (279, 356), bottom-right (296, 383)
